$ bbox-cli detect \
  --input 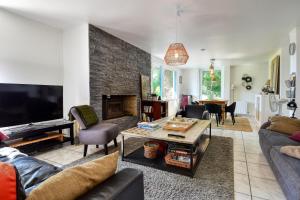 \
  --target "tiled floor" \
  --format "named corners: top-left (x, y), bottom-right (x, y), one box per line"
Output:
top-left (34, 117), bottom-right (286, 200)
